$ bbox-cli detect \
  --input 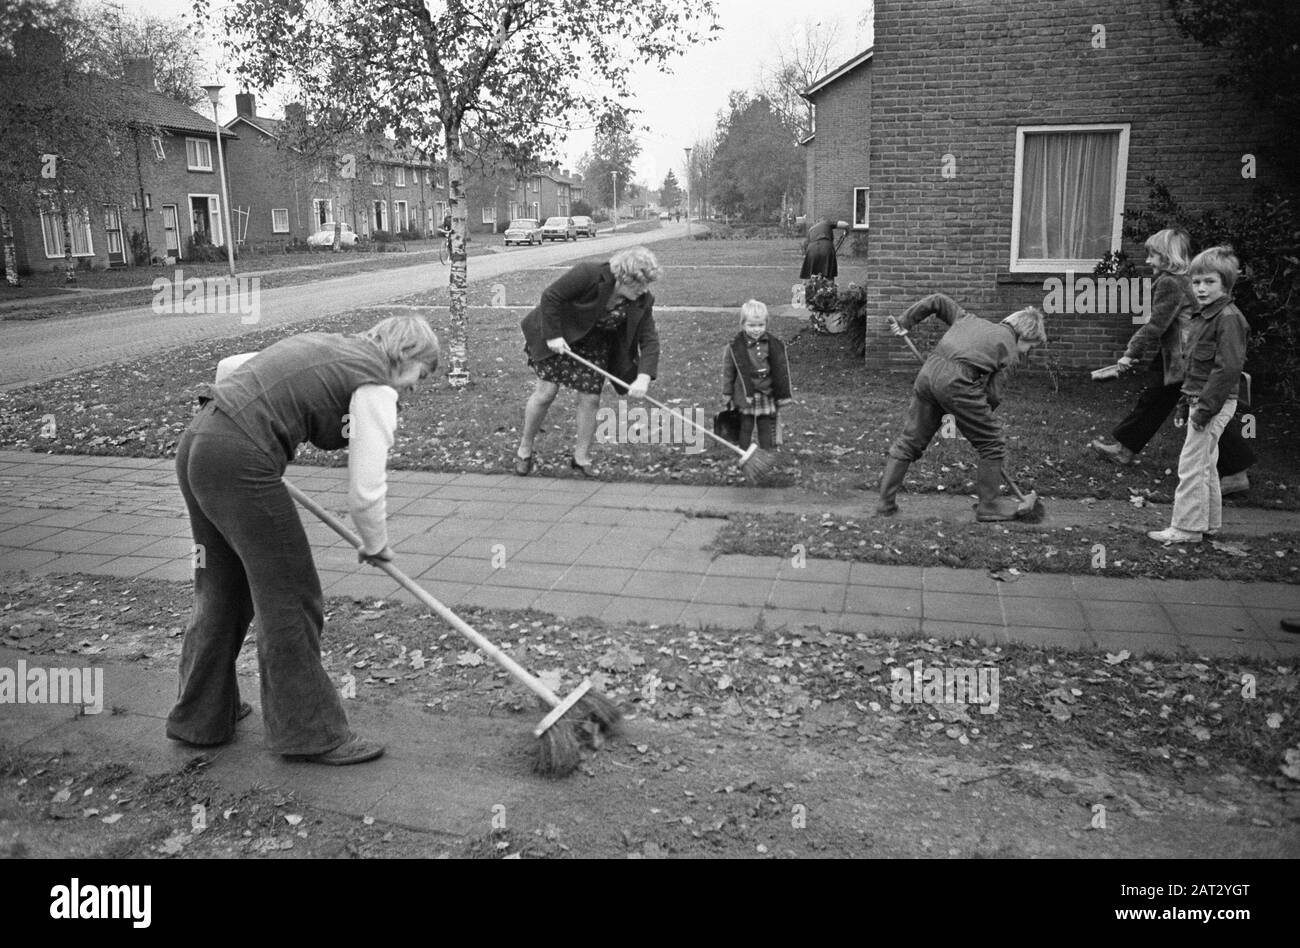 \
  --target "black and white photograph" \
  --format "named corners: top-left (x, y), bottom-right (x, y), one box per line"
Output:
top-left (0, 0), bottom-right (1296, 912)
